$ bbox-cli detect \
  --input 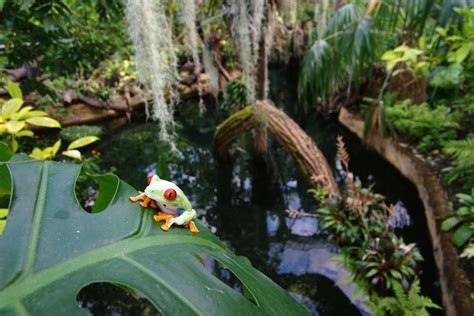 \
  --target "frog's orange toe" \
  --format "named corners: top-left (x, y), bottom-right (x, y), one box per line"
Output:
top-left (140, 197), bottom-right (153, 208)
top-left (160, 223), bottom-right (171, 231)
top-left (129, 196), bottom-right (141, 202)
top-left (187, 221), bottom-right (199, 234)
